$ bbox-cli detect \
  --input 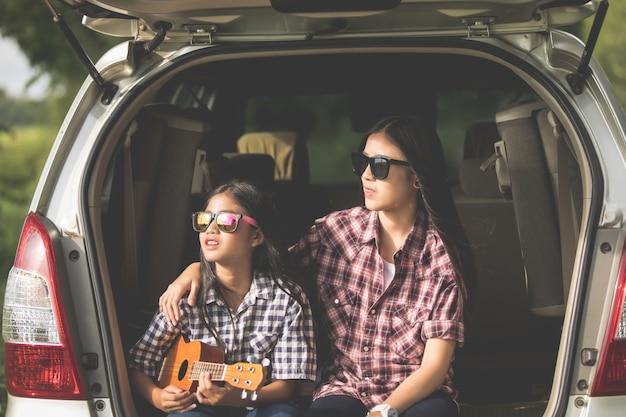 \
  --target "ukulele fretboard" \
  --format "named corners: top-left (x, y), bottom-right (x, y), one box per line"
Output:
top-left (188, 361), bottom-right (227, 381)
